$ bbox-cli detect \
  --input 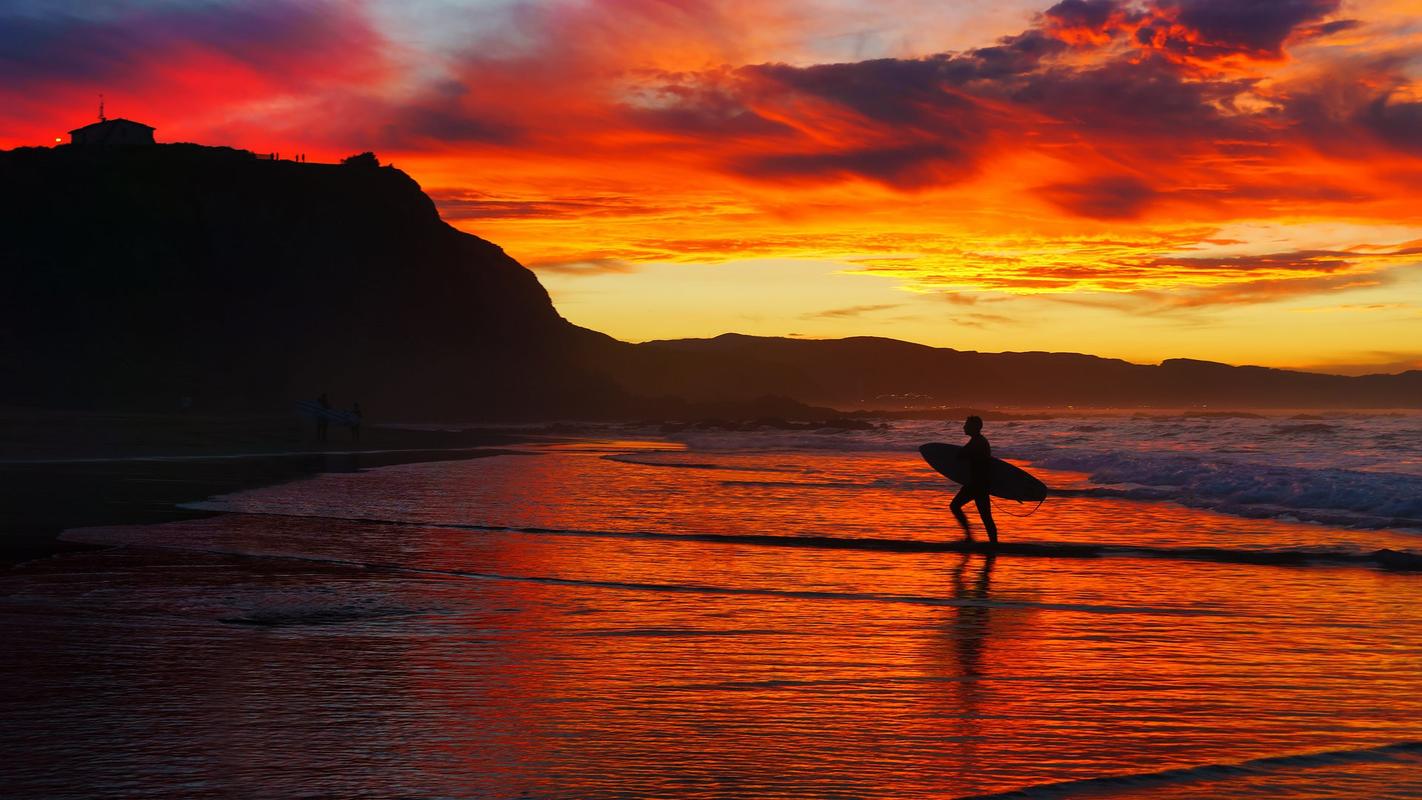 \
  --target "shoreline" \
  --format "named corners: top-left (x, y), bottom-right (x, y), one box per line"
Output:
top-left (0, 417), bottom-right (555, 564)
